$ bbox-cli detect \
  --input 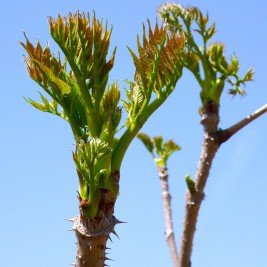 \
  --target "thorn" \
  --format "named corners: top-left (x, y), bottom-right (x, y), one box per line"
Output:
top-left (105, 256), bottom-right (113, 261)
top-left (68, 228), bottom-right (74, 231)
top-left (104, 264), bottom-right (110, 267)
top-left (115, 218), bottom-right (126, 224)
top-left (66, 218), bottom-right (75, 222)
top-left (69, 263), bottom-right (76, 266)
top-left (111, 230), bottom-right (120, 239)
top-left (108, 235), bottom-right (113, 243)
top-left (105, 247), bottom-right (111, 250)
